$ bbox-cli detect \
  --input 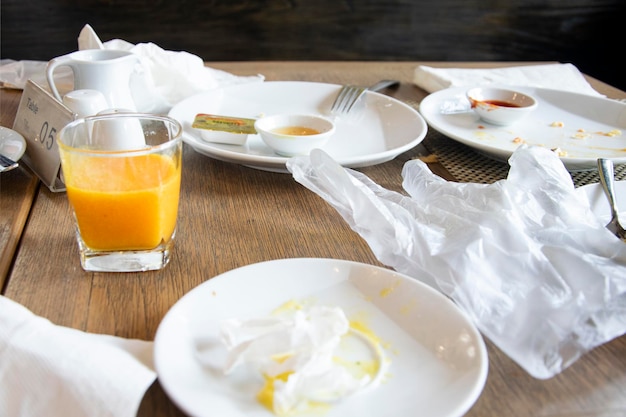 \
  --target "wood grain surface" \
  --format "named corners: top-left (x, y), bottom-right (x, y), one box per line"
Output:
top-left (1, 61), bottom-right (625, 417)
